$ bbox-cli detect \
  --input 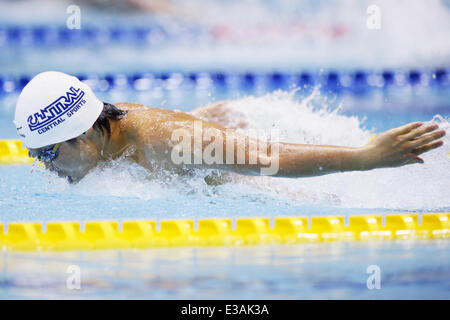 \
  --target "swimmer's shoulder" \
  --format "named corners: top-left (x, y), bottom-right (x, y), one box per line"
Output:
top-left (113, 102), bottom-right (181, 131)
